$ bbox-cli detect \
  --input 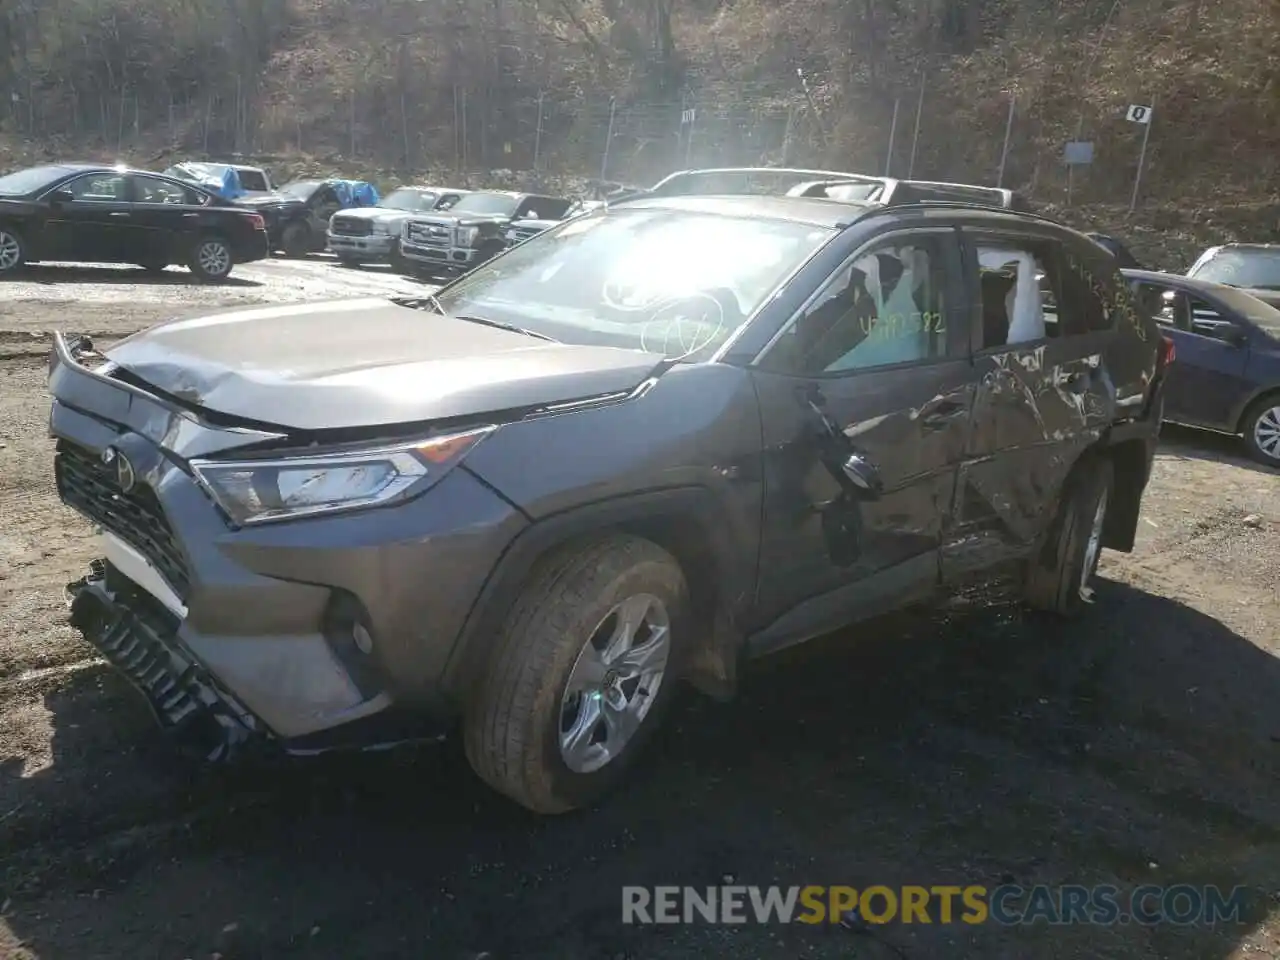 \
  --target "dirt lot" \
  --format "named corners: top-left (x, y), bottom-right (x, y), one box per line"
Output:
top-left (1, 260), bottom-right (1278, 960)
